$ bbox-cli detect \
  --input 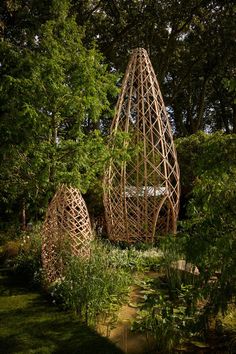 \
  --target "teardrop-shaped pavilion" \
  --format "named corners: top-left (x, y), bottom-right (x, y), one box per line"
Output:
top-left (42, 185), bottom-right (93, 283)
top-left (103, 48), bottom-right (180, 243)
